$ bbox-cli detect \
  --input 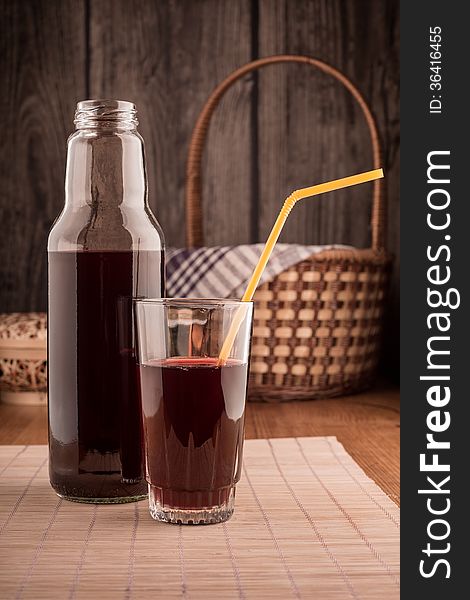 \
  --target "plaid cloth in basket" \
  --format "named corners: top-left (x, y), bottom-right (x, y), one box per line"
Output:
top-left (166, 244), bottom-right (349, 298)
